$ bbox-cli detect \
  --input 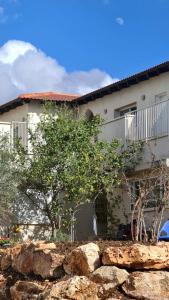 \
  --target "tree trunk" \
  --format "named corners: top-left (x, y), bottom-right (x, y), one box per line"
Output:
top-left (50, 220), bottom-right (58, 240)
